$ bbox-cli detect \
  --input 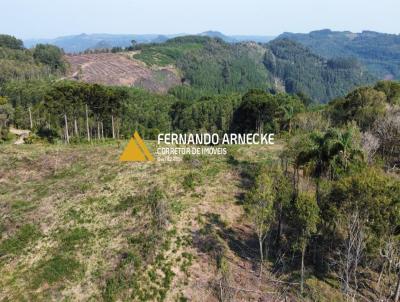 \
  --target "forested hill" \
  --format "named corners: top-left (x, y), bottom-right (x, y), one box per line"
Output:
top-left (277, 29), bottom-right (400, 80)
top-left (0, 33), bottom-right (377, 102)
top-left (132, 36), bottom-right (375, 102)
top-left (0, 34), bottom-right (66, 84)
top-left (23, 31), bottom-right (274, 53)
top-left (264, 39), bottom-right (375, 102)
